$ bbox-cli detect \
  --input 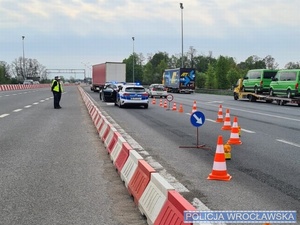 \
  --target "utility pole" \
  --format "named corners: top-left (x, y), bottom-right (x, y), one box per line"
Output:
top-left (180, 3), bottom-right (184, 68)
top-left (22, 36), bottom-right (26, 79)
top-left (132, 37), bottom-right (135, 82)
